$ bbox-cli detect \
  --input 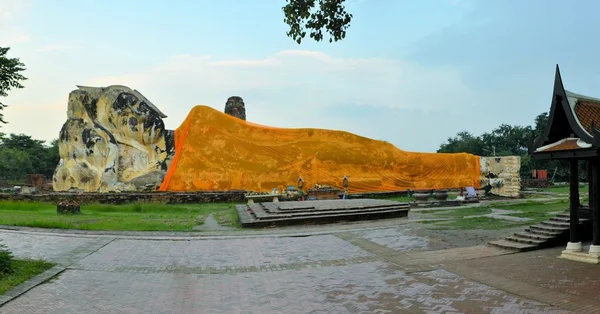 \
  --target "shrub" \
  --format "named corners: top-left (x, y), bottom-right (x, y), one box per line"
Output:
top-left (133, 204), bottom-right (143, 212)
top-left (0, 242), bottom-right (14, 276)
